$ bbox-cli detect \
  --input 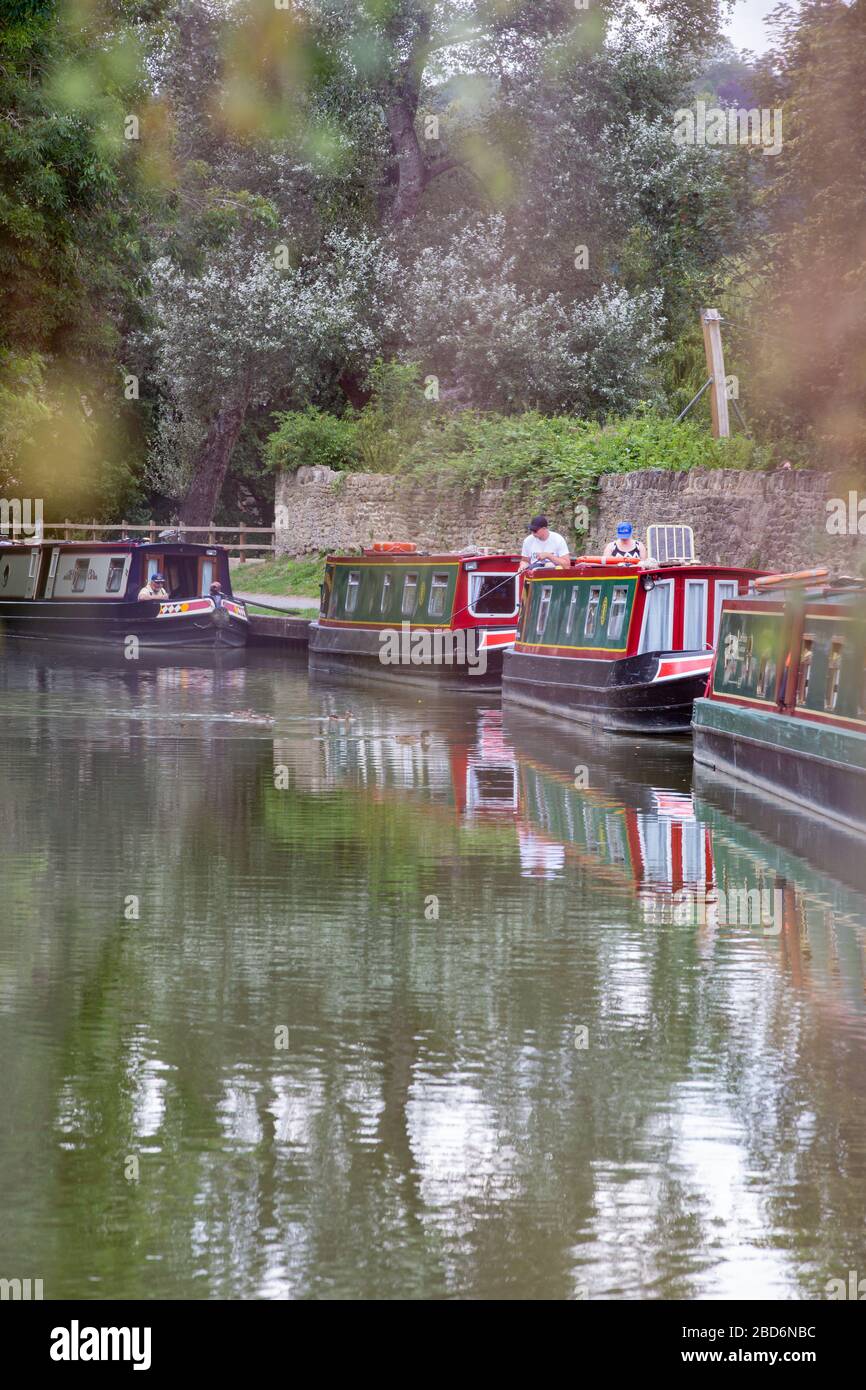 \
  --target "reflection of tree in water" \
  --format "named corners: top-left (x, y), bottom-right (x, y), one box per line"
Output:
top-left (2, 682), bottom-right (866, 1298)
